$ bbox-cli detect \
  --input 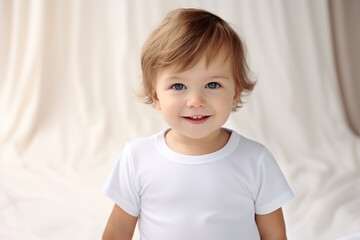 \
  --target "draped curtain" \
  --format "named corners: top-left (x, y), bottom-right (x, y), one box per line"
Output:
top-left (0, 1), bottom-right (359, 239)
top-left (329, 0), bottom-right (360, 136)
